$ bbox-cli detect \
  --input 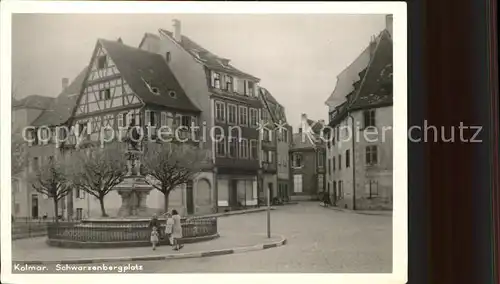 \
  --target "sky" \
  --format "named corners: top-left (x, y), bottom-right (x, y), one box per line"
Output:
top-left (12, 13), bottom-right (386, 129)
